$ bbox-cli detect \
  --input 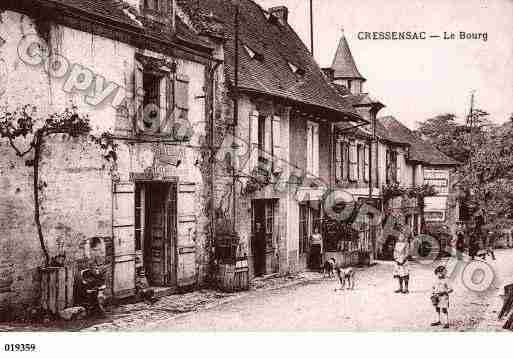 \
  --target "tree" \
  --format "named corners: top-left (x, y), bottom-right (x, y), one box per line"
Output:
top-left (416, 112), bottom-right (490, 164)
top-left (457, 116), bottom-right (513, 228)
top-left (0, 105), bottom-right (117, 265)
